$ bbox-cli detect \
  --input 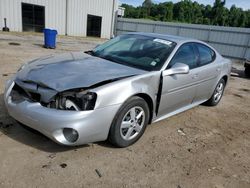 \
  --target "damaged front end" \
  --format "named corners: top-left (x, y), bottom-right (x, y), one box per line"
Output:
top-left (10, 80), bottom-right (97, 112)
top-left (45, 90), bottom-right (97, 111)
